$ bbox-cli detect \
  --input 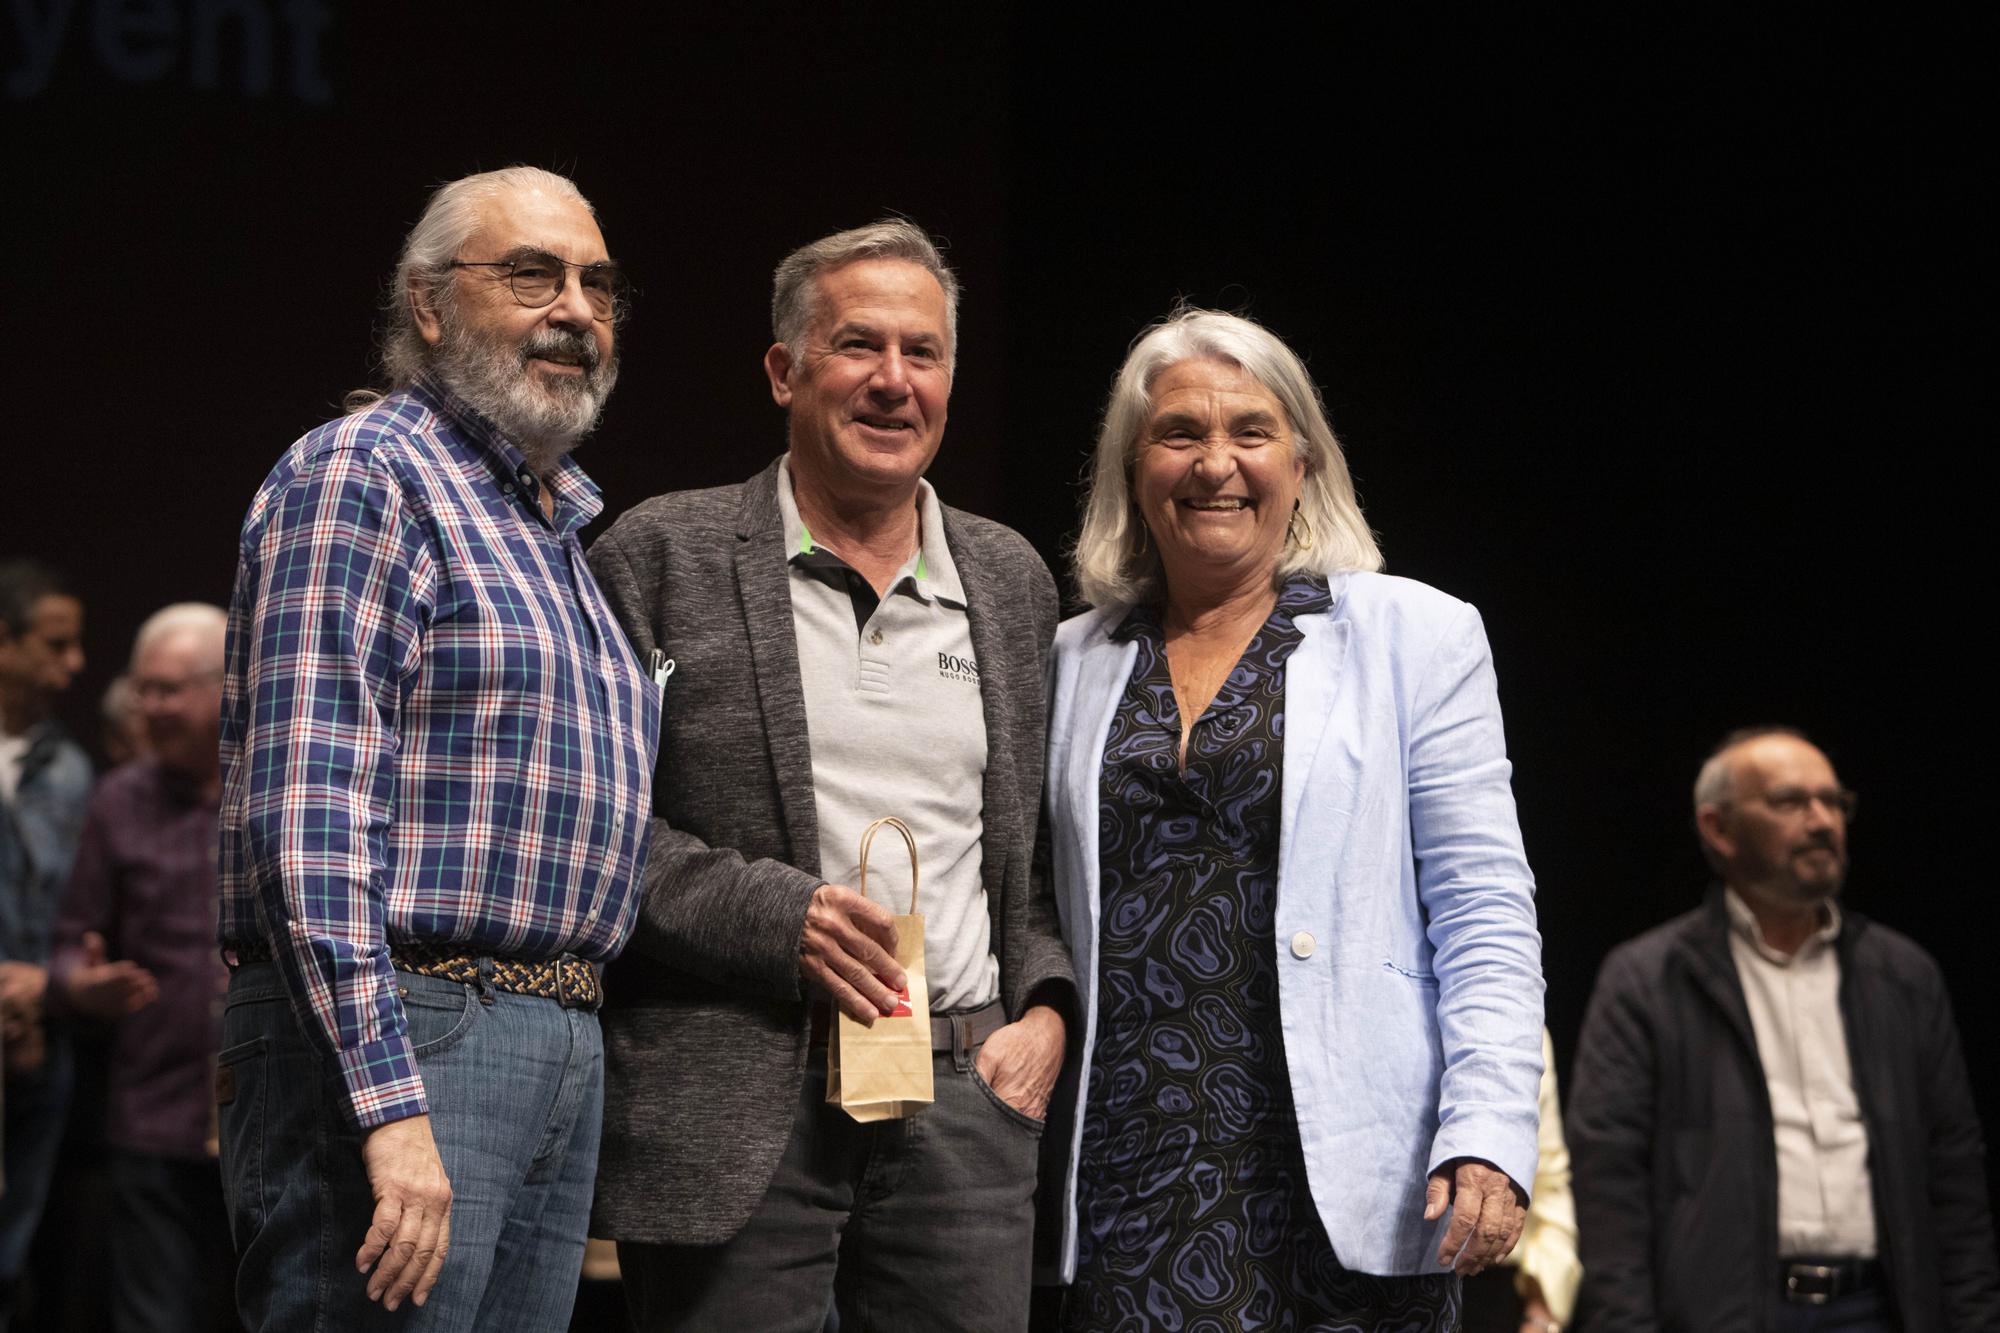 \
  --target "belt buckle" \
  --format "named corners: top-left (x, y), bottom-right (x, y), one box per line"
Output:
top-left (1784, 1262), bottom-right (1837, 1306)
